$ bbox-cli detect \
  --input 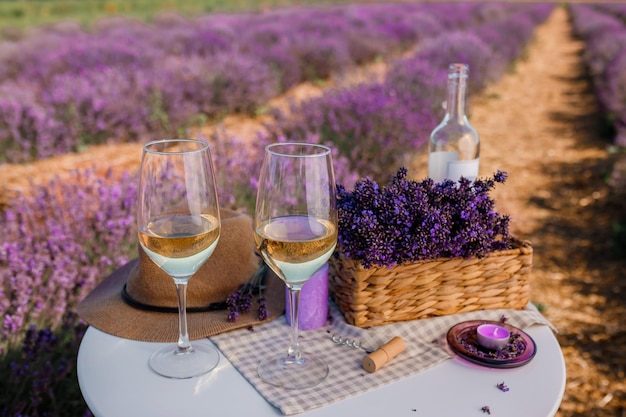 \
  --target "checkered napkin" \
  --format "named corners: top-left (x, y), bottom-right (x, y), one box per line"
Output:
top-left (211, 302), bottom-right (554, 415)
